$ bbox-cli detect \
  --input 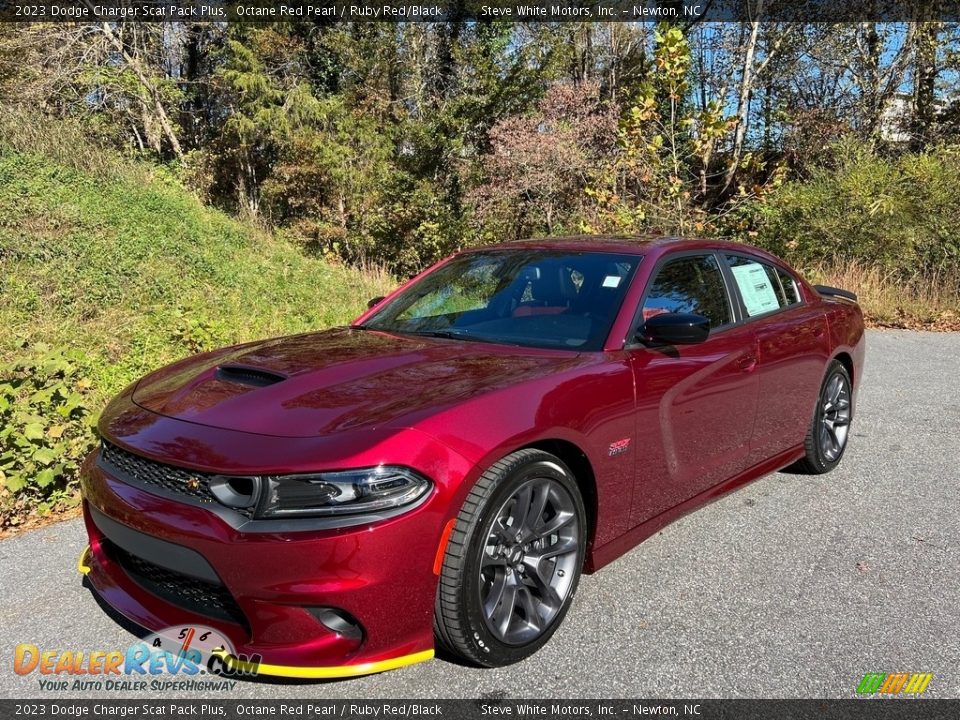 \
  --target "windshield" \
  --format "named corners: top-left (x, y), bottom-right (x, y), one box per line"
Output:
top-left (362, 250), bottom-right (641, 351)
